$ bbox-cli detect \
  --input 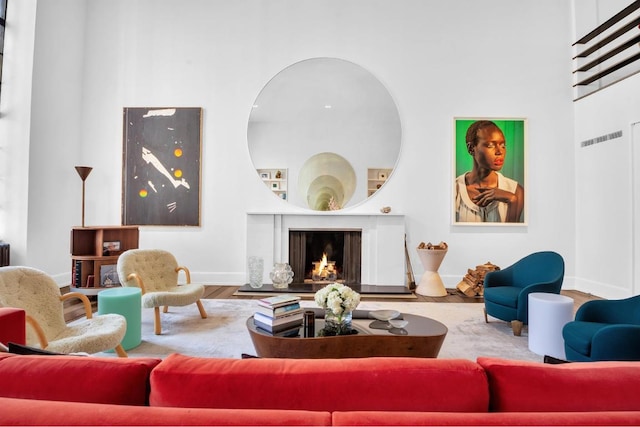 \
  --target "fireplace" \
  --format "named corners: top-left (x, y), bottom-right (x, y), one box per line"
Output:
top-left (246, 213), bottom-right (405, 286)
top-left (289, 230), bottom-right (362, 284)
